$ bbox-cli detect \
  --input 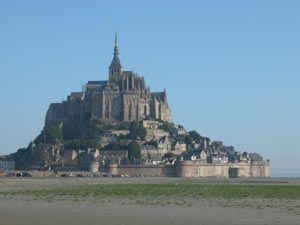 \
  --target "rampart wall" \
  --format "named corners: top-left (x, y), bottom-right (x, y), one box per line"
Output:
top-left (174, 160), bottom-right (270, 178)
top-left (98, 161), bottom-right (270, 178)
top-left (100, 164), bottom-right (175, 177)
